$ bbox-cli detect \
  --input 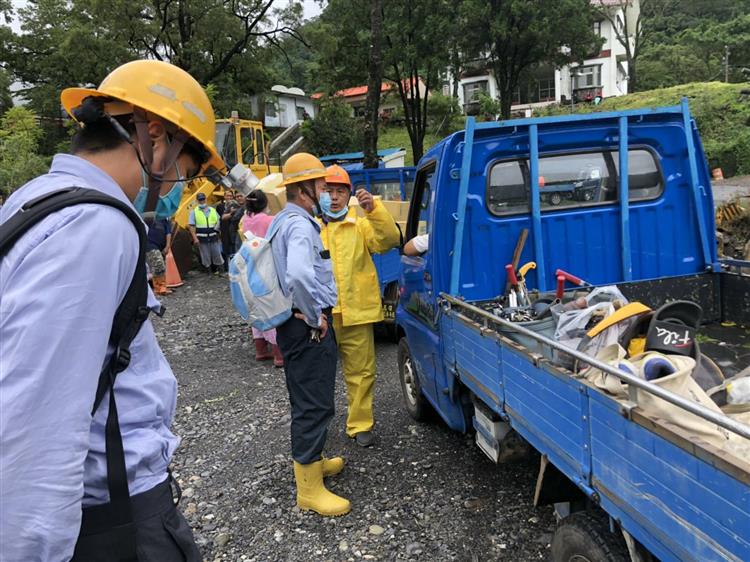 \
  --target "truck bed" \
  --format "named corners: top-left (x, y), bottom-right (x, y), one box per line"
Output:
top-left (439, 274), bottom-right (750, 561)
